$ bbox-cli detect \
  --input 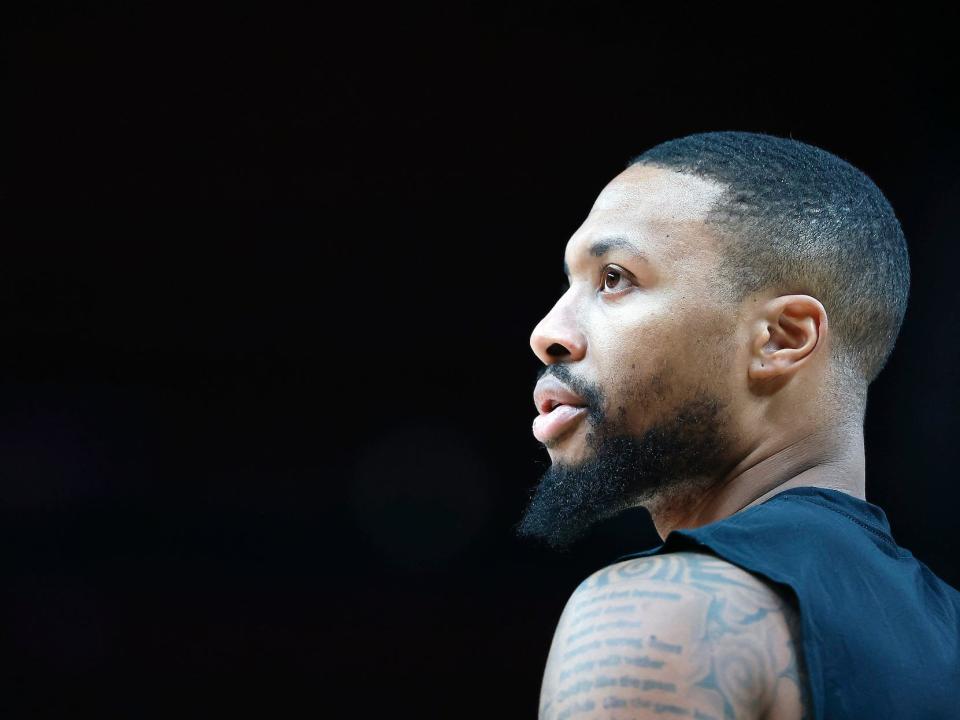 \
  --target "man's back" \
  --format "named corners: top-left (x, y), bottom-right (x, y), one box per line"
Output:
top-left (539, 487), bottom-right (960, 719)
